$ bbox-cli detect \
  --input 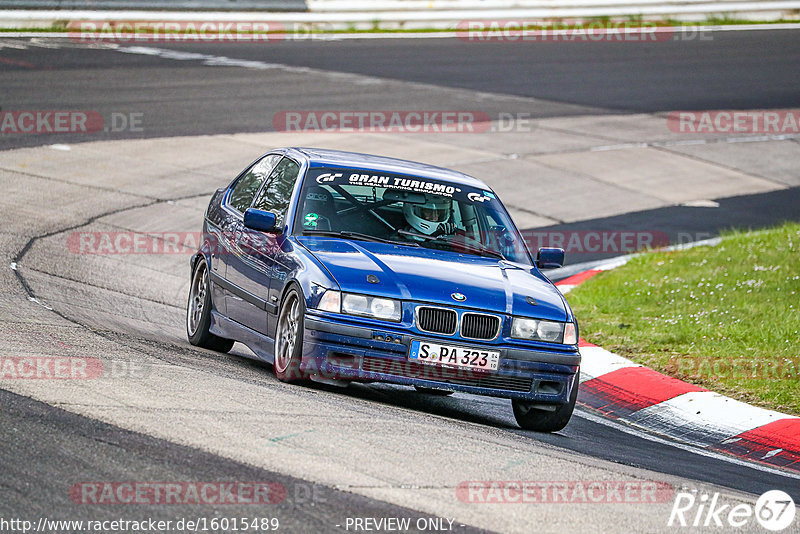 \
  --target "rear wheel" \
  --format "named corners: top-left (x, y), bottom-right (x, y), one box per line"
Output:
top-left (274, 286), bottom-right (306, 382)
top-left (414, 386), bottom-right (454, 396)
top-left (512, 372), bottom-right (579, 432)
top-left (187, 259), bottom-right (234, 353)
